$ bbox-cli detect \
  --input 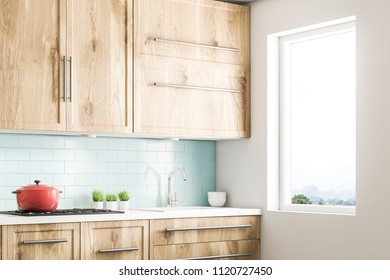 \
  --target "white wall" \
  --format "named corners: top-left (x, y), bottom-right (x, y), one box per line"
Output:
top-left (217, 0), bottom-right (390, 259)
